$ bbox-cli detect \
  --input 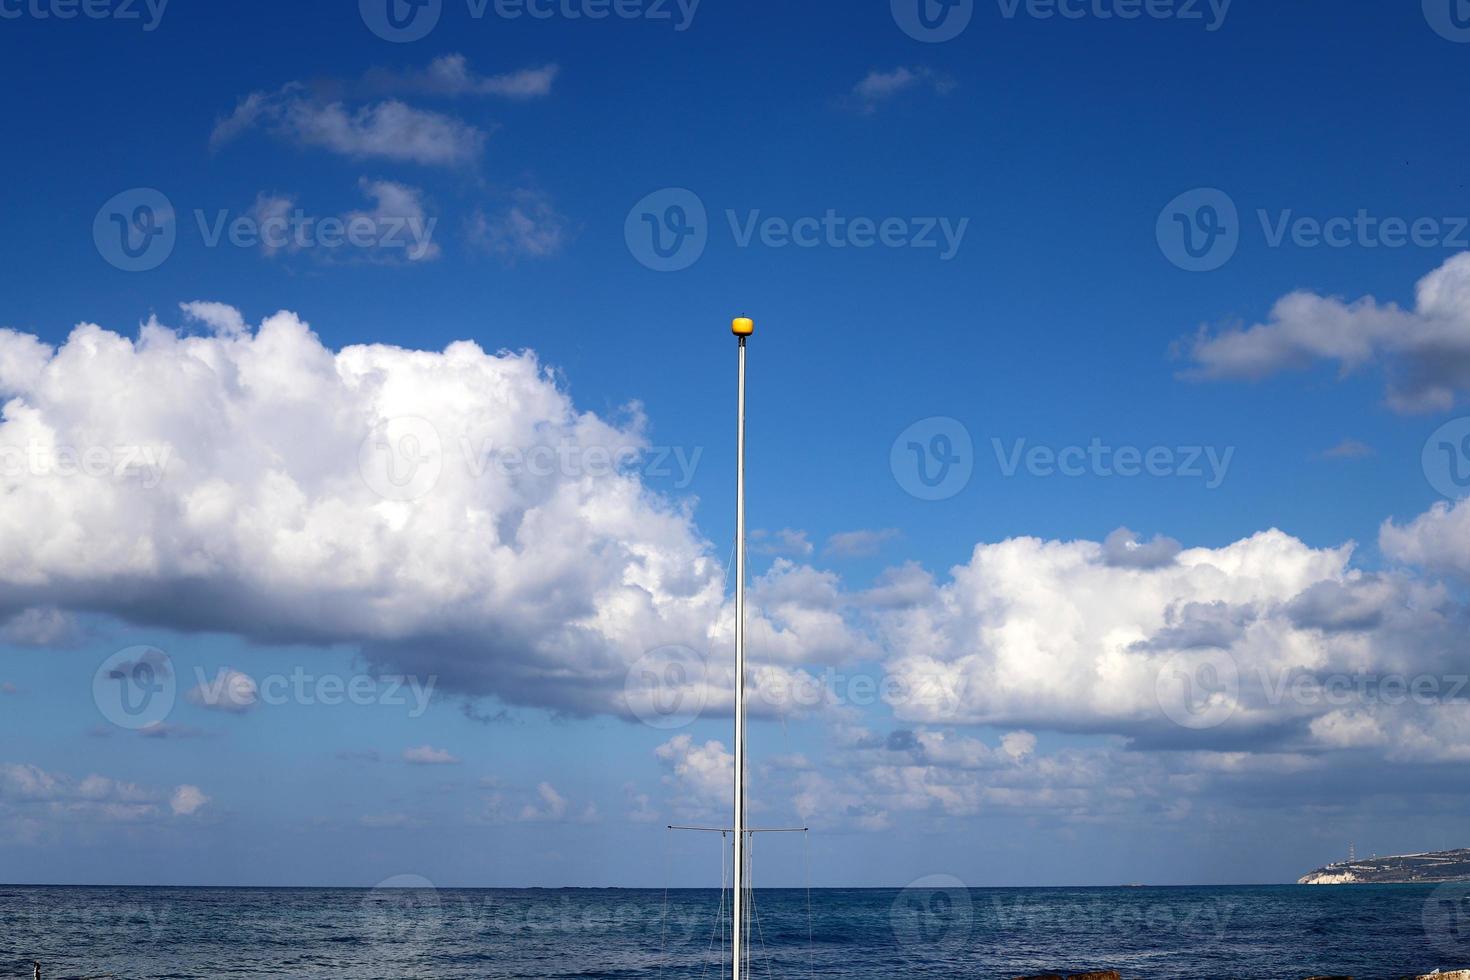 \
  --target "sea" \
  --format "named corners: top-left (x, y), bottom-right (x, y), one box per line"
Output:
top-left (3, 883), bottom-right (1468, 980)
